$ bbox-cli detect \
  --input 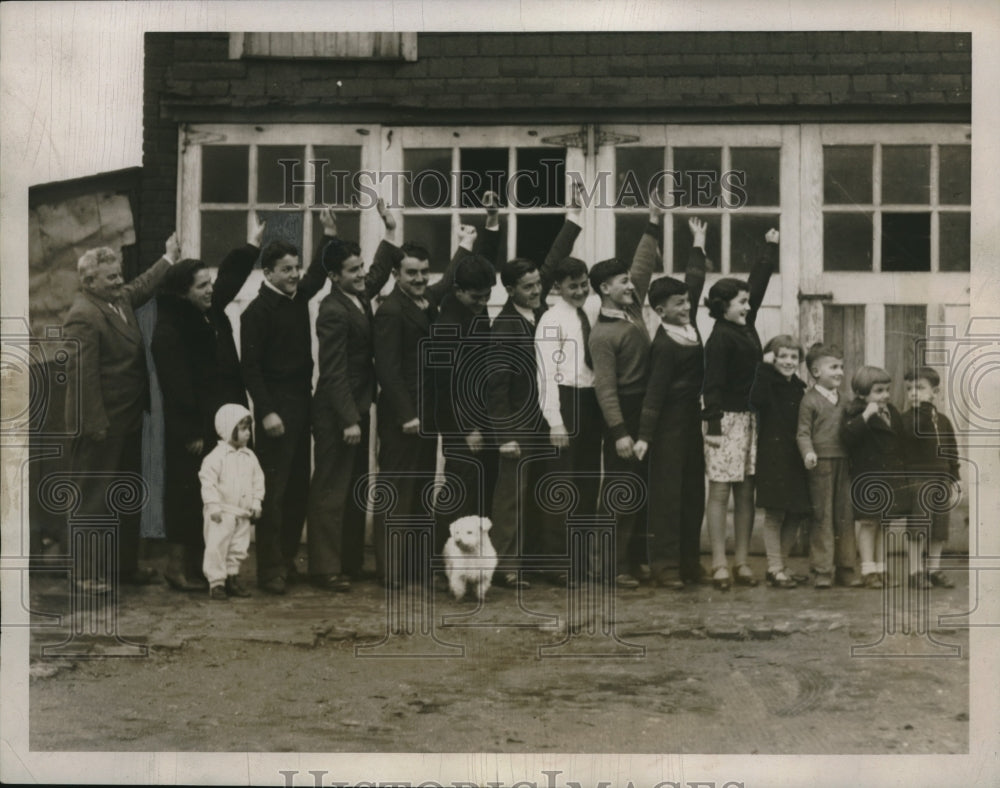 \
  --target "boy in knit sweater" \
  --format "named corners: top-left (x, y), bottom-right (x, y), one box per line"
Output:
top-left (200, 403), bottom-right (265, 600)
top-left (588, 205), bottom-right (658, 588)
top-left (796, 343), bottom-right (859, 589)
